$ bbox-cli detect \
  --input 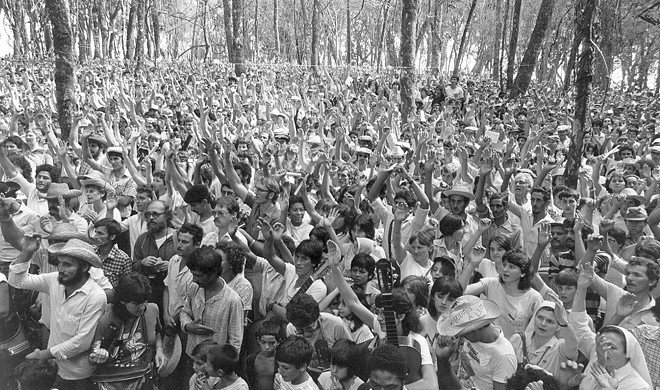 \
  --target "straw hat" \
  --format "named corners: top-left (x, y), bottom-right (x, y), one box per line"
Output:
top-left (48, 238), bottom-right (102, 268)
top-left (48, 222), bottom-right (89, 242)
top-left (43, 183), bottom-right (82, 200)
top-left (620, 188), bottom-right (646, 206)
top-left (158, 332), bottom-right (182, 377)
top-left (437, 295), bottom-right (500, 337)
top-left (624, 206), bottom-right (648, 221)
top-left (444, 184), bottom-right (476, 200)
